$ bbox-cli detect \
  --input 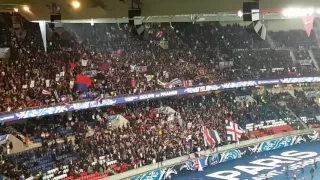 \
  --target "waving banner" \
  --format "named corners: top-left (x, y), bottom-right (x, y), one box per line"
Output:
top-left (302, 15), bottom-right (315, 37)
